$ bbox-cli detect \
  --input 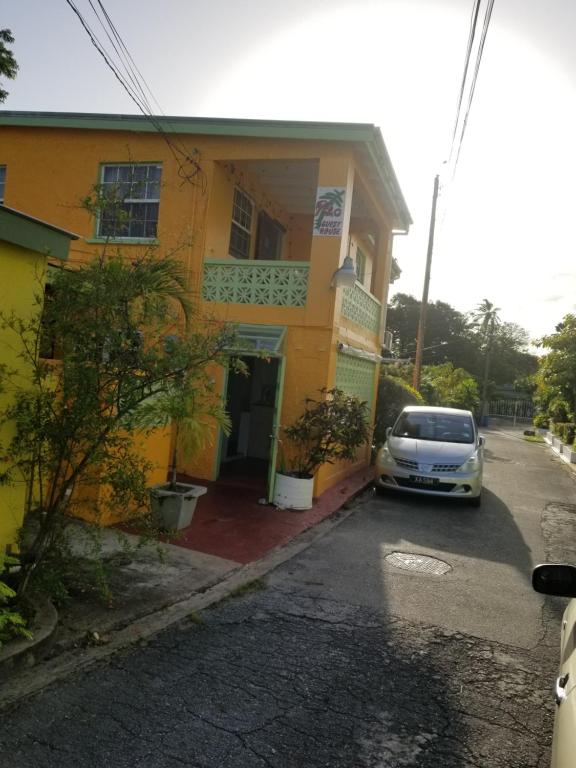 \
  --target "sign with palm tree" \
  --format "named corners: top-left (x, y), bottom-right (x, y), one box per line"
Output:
top-left (313, 187), bottom-right (346, 236)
